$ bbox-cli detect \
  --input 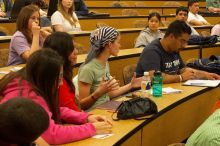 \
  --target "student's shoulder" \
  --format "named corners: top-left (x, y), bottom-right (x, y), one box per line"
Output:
top-left (79, 62), bottom-right (95, 72)
top-left (11, 31), bottom-right (26, 41)
top-left (51, 11), bottom-right (63, 17)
